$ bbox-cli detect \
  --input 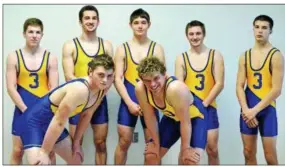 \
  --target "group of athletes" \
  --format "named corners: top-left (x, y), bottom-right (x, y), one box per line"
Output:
top-left (5, 5), bottom-right (284, 165)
